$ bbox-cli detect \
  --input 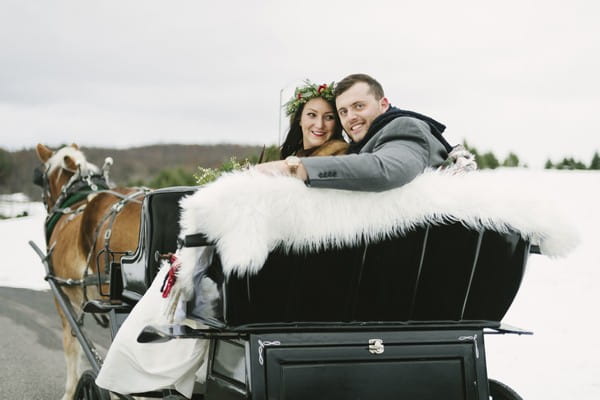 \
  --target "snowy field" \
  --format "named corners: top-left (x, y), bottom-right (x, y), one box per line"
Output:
top-left (1, 169), bottom-right (599, 399)
top-left (0, 193), bottom-right (43, 218)
top-left (1, 200), bottom-right (47, 290)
